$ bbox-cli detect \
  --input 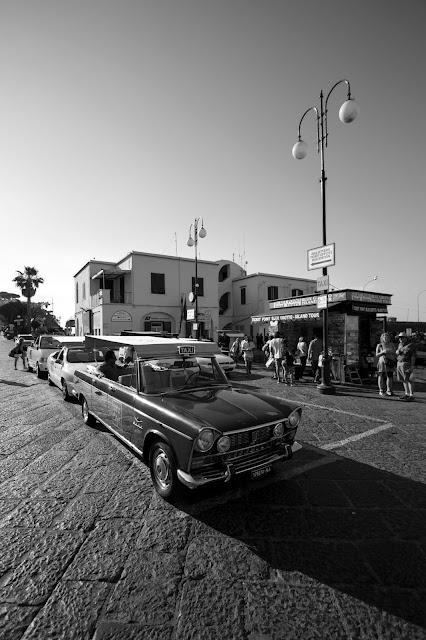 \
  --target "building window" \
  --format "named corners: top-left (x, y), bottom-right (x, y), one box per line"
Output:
top-left (267, 286), bottom-right (278, 300)
top-left (191, 277), bottom-right (204, 297)
top-left (218, 264), bottom-right (230, 282)
top-left (76, 283), bottom-right (79, 303)
top-left (82, 283), bottom-right (86, 300)
top-left (219, 292), bottom-right (230, 315)
top-left (151, 273), bottom-right (165, 294)
top-left (240, 287), bottom-right (246, 305)
top-left (292, 288), bottom-right (303, 297)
